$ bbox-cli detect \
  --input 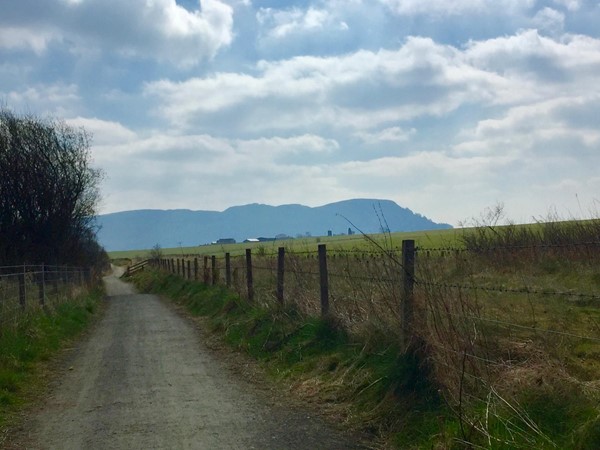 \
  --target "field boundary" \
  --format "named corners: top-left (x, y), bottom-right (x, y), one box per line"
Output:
top-left (0, 264), bottom-right (93, 329)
